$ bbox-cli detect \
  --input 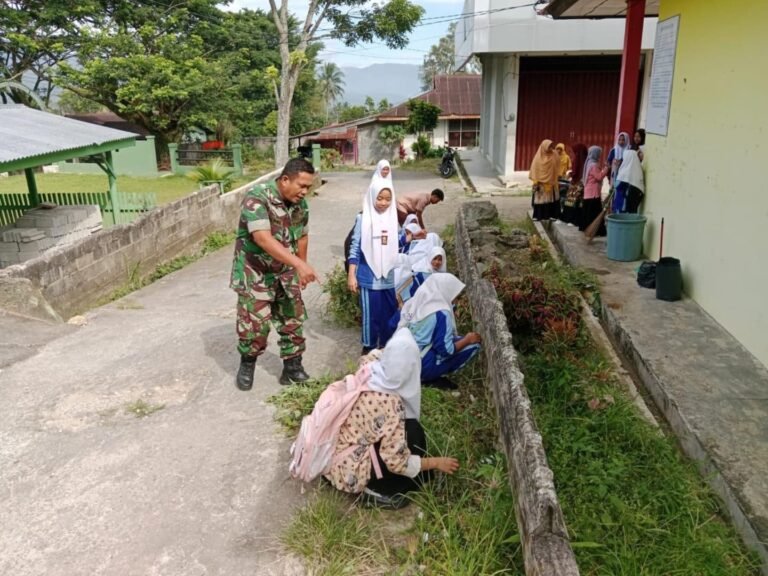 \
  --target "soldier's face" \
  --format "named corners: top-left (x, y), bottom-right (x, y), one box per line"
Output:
top-left (278, 171), bottom-right (314, 204)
